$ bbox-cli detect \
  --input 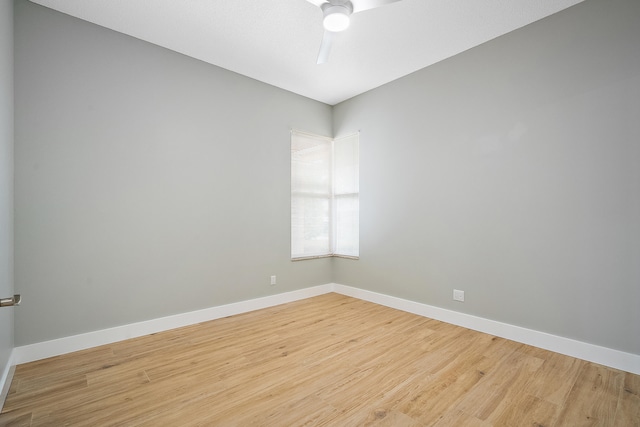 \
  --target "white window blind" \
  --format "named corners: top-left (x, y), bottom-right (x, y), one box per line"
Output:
top-left (333, 133), bottom-right (359, 257)
top-left (291, 130), bottom-right (359, 259)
